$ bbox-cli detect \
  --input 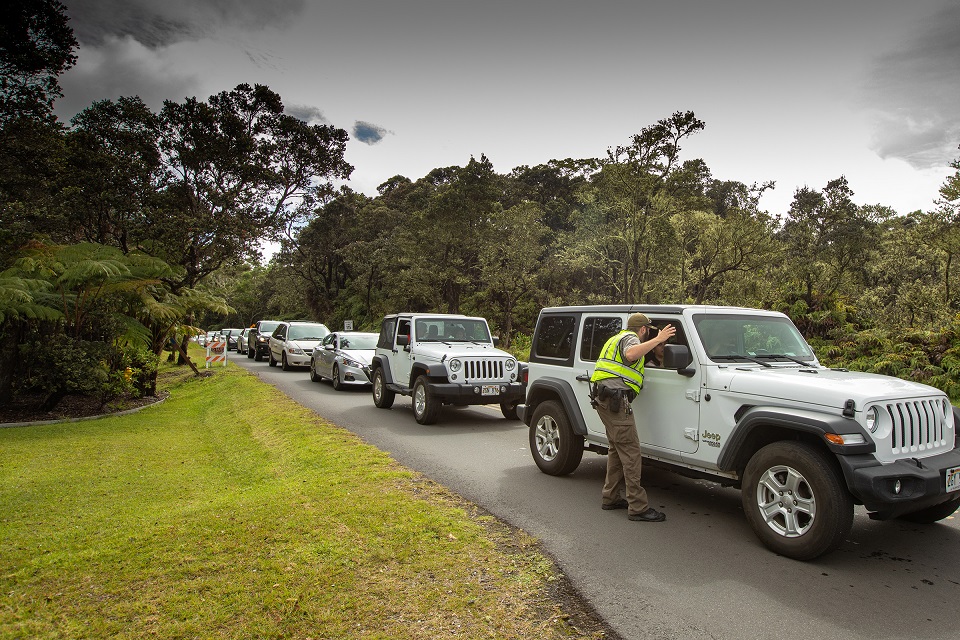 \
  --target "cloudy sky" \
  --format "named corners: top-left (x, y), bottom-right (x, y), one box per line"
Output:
top-left (56, 0), bottom-right (960, 216)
